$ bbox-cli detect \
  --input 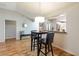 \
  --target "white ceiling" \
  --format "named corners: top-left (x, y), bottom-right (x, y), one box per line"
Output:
top-left (0, 2), bottom-right (77, 20)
